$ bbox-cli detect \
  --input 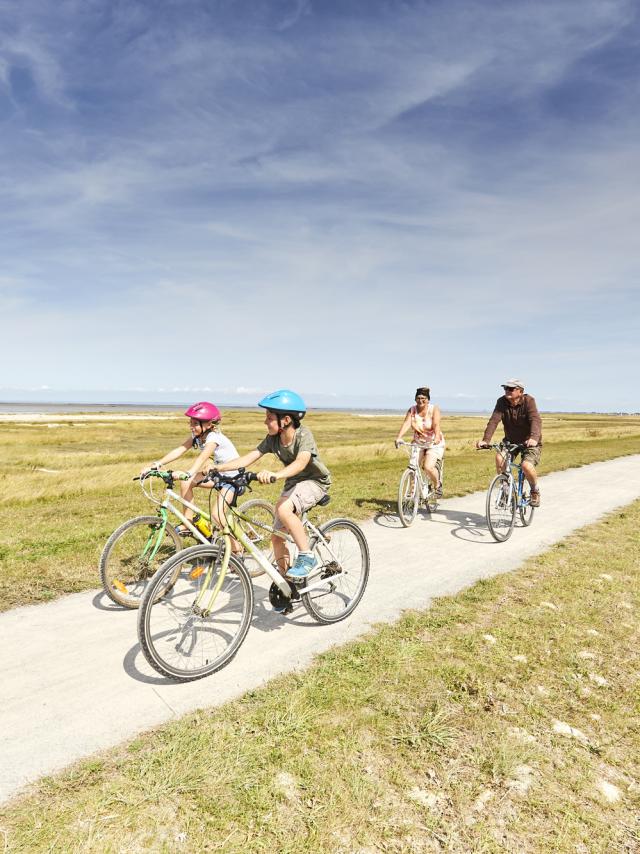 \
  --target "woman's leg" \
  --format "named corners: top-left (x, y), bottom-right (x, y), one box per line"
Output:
top-left (421, 450), bottom-right (439, 489)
